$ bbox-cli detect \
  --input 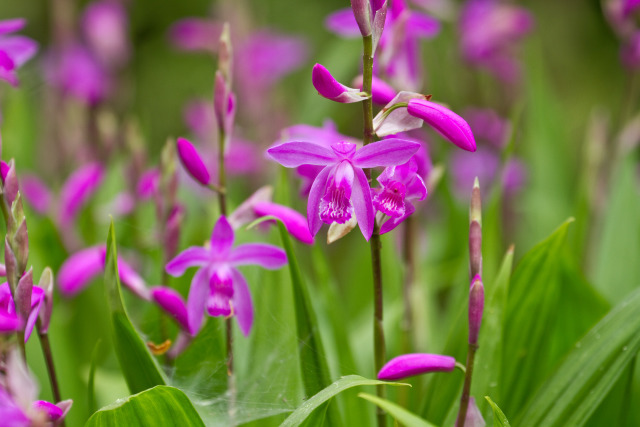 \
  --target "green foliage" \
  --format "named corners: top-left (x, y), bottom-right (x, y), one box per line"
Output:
top-left (85, 386), bottom-right (204, 427)
top-left (359, 393), bottom-right (437, 427)
top-left (485, 396), bottom-right (511, 427)
top-left (104, 221), bottom-right (166, 394)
